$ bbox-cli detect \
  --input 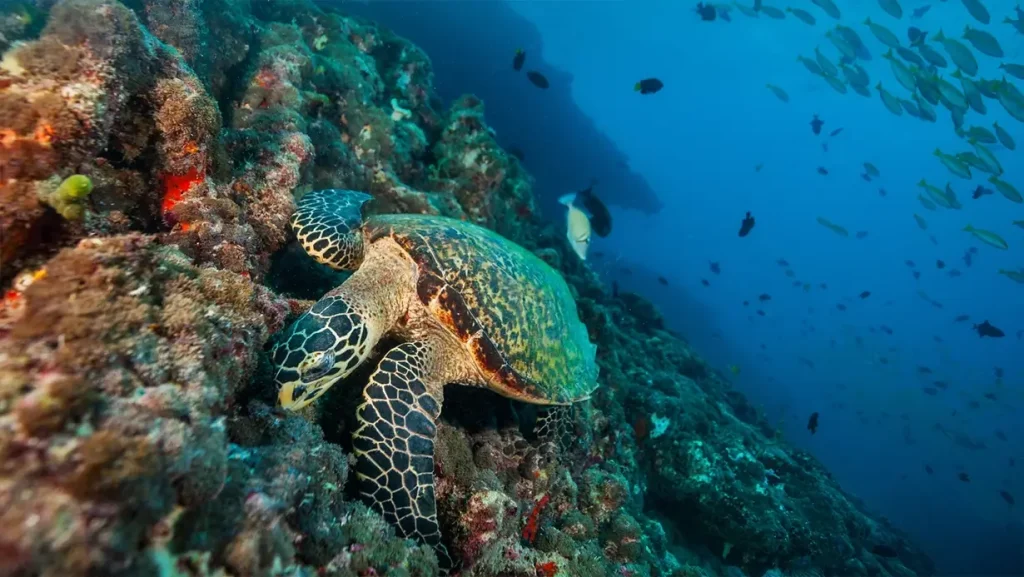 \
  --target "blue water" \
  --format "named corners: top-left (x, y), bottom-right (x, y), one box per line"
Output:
top-left (341, 1), bottom-right (1022, 573)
